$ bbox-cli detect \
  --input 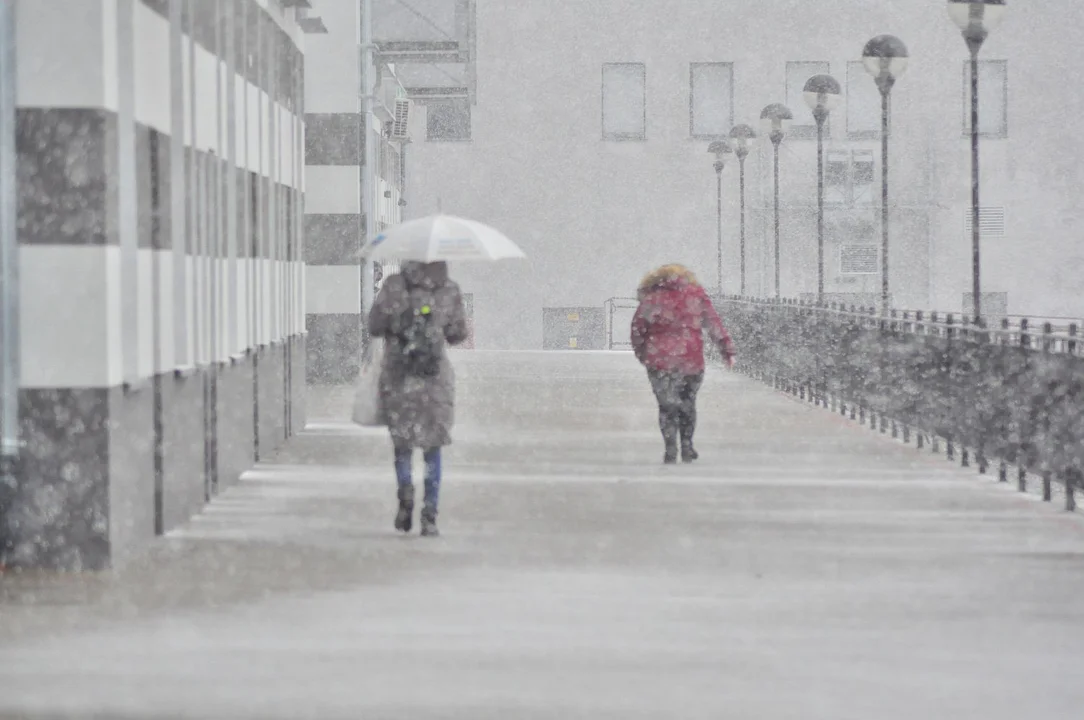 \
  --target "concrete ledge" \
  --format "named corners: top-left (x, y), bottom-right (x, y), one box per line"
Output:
top-left (160, 370), bottom-right (205, 535)
top-left (217, 356), bottom-right (256, 492)
top-left (7, 386), bottom-right (154, 571)
top-left (3, 335), bottom-right (308, 570)
top-left (289, 334), bottom-right (307, 437)
top-left (256, 343), bottom-right (287, 462)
